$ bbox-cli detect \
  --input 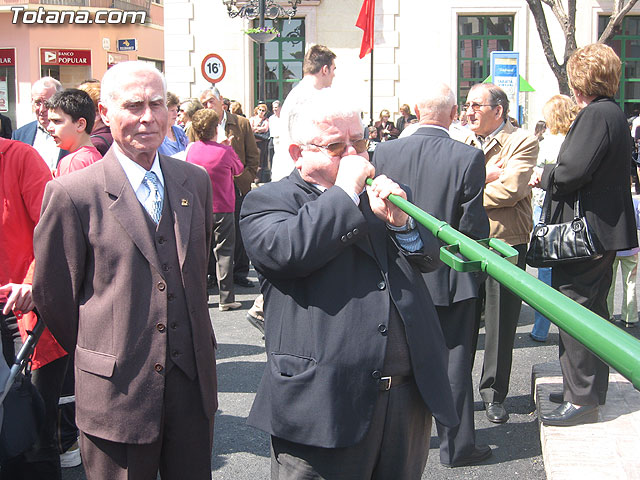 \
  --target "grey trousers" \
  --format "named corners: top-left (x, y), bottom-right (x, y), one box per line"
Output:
top-left (212, 212), bottom-right (236, 304)
top-left (79, 367), bottom-right (214, 480)
top-left (270, 380), bottom-right (432, 480)
top-left (477, 243), bottom-right (527, 404)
